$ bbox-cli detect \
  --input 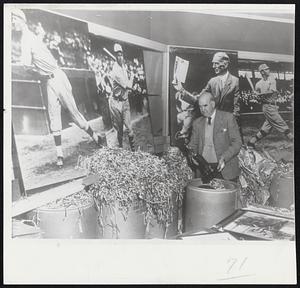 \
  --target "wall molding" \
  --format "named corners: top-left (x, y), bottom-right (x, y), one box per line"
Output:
top-left (44, 9), bottom-right (167, 52)
top-left (169, 45), bottom-right (294, 63)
